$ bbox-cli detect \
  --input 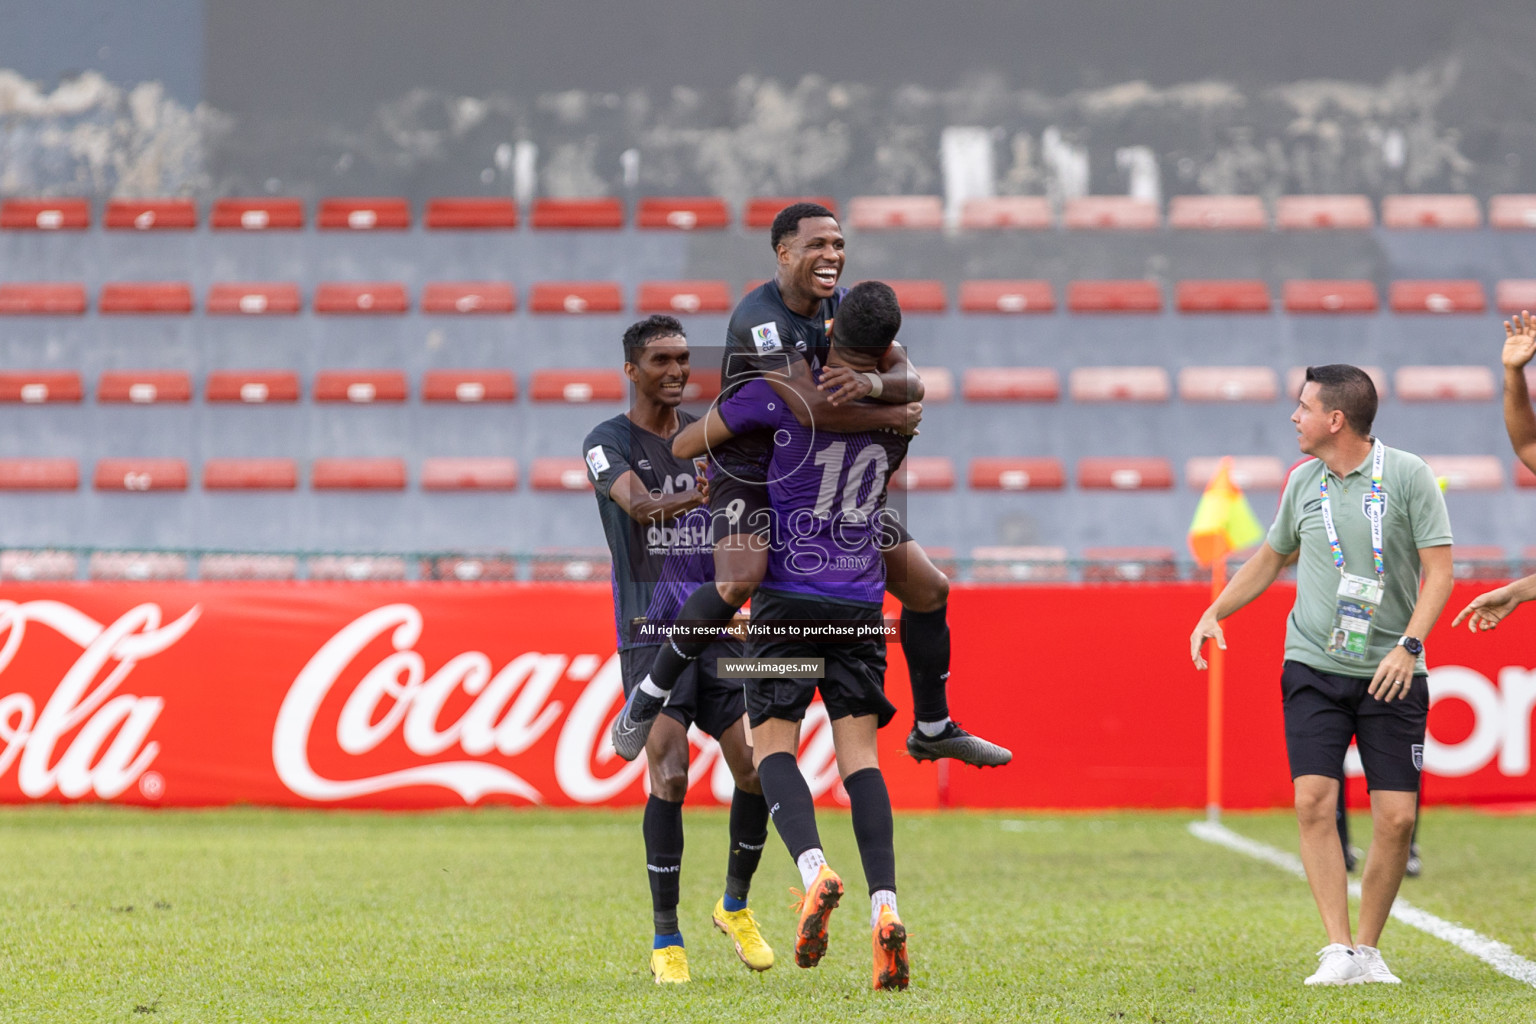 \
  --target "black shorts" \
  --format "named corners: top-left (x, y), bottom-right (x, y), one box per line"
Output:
top-left (620, 639), bottom-right (747, 740)
top-left (743, 589), bottom-right (896, 728)
top-left (709, 472), bottom-right (915, 551)
top-left (1281, 660), bottom-right (1428, 792)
